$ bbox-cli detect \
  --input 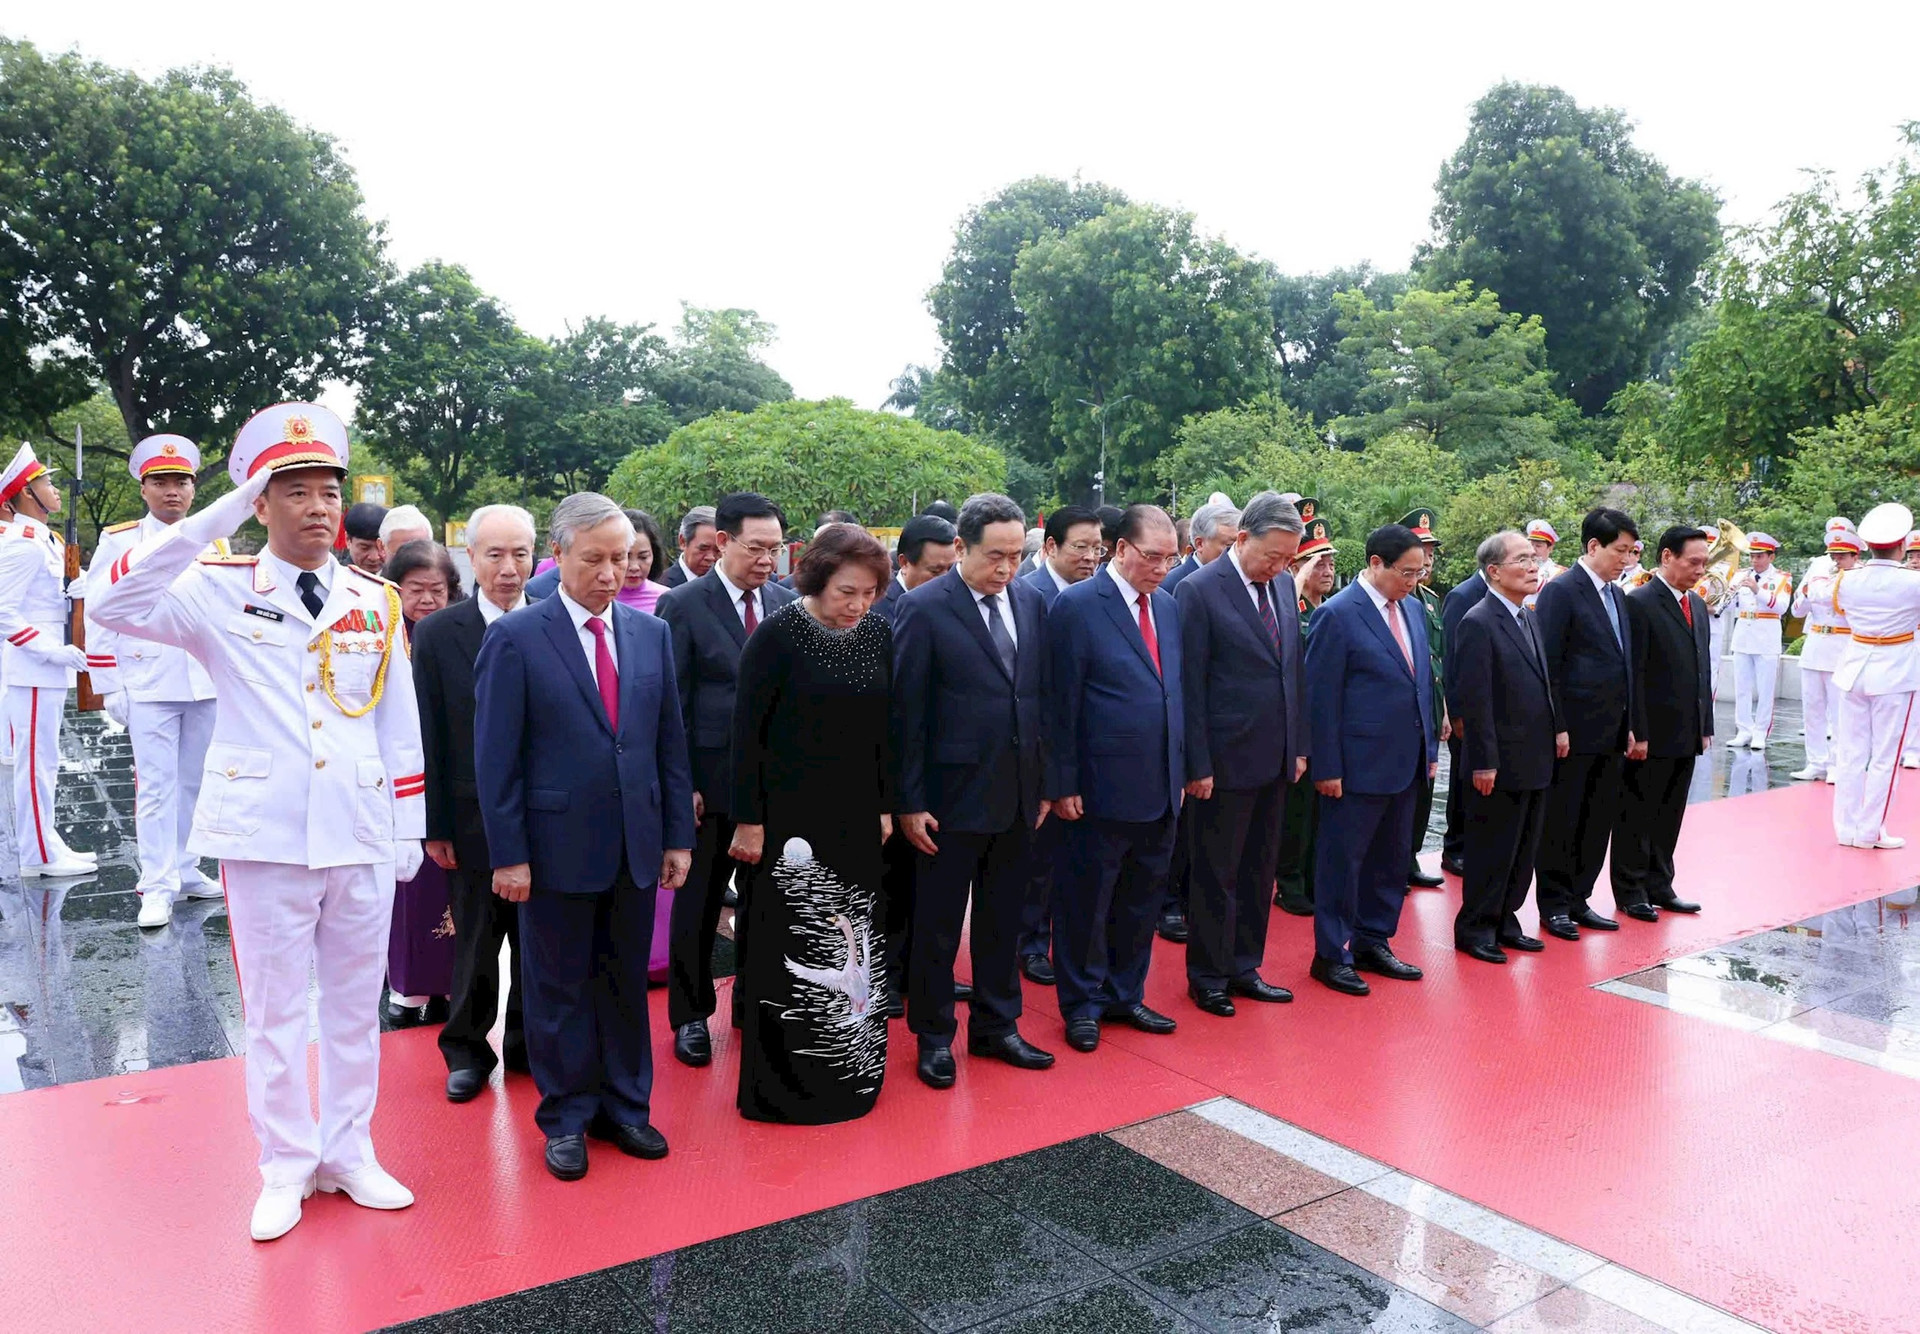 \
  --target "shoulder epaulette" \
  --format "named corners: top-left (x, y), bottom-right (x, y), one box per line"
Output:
top-left (347, 565), bottom-right (395, 586)
top-left (197, 553), bottom-right (258, 566)
top-left (104, 520), bottom-right (140, 535)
